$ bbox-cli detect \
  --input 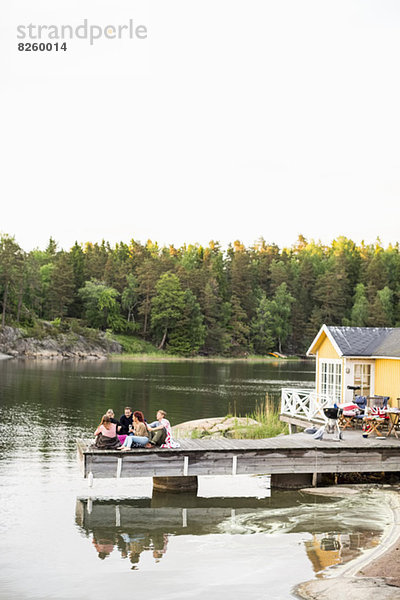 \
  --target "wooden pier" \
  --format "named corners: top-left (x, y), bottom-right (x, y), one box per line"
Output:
top-left (77, 431), bottom-right (400, 489)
